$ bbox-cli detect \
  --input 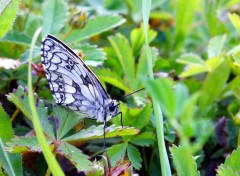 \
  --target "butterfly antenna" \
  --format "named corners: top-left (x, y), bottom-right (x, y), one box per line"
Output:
top-left (123, 88), bottom-right (145, 99)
